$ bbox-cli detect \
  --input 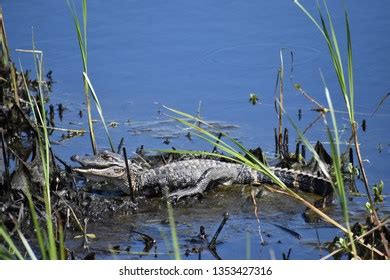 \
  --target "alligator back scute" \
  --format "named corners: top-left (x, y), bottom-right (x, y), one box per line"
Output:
top-left (272, 167), bottom-right (333, 197)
